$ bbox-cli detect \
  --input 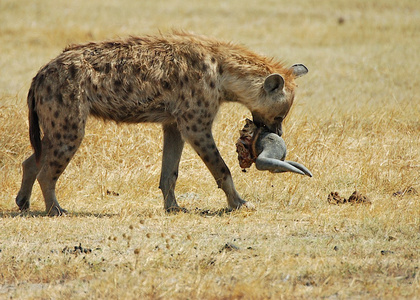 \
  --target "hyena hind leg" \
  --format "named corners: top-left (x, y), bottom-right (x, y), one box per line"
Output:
top-left (16, 153), bottom-right (42, 211)
top-left (36, 133), bottom-right (85, 216)
top-left (159, 123), bottom-right (186, 212)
